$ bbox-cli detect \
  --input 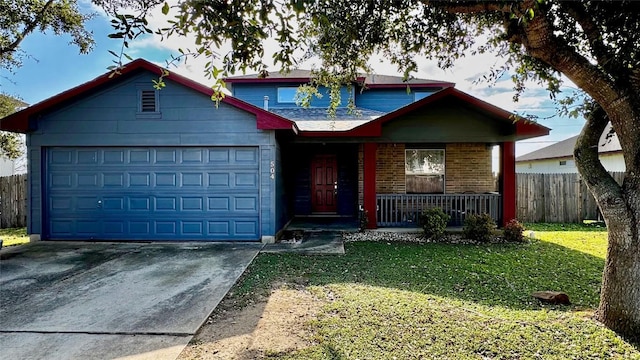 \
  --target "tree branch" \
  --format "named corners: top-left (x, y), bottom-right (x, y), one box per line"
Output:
top-left (1, 0), bottom-right (56, 56)
top-left (574, 103), bottom-right (625, 218)
top-left (509, 2), bottom-right (640, 158)
top-left (560, 2), bottom-right (618, 75)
